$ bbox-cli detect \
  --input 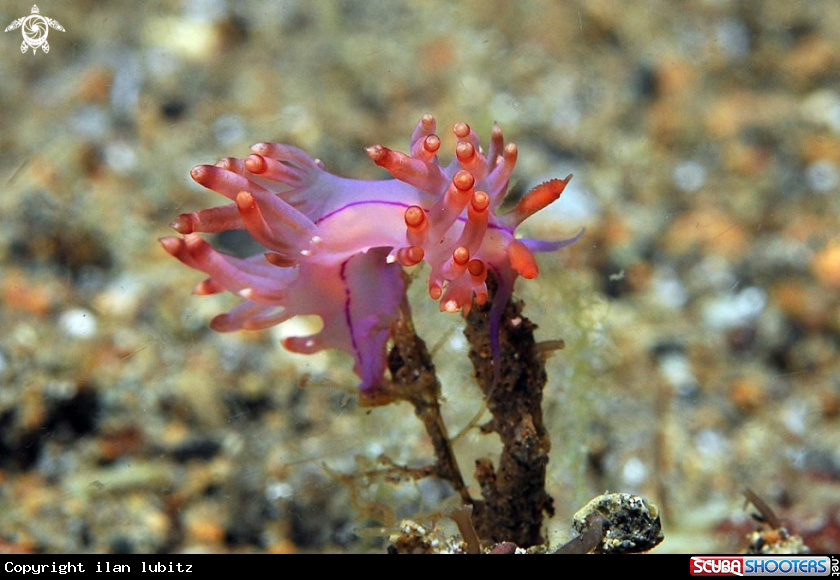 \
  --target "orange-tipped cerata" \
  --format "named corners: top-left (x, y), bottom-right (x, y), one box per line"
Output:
top-left (508, 239), bottom-right (540, 279)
